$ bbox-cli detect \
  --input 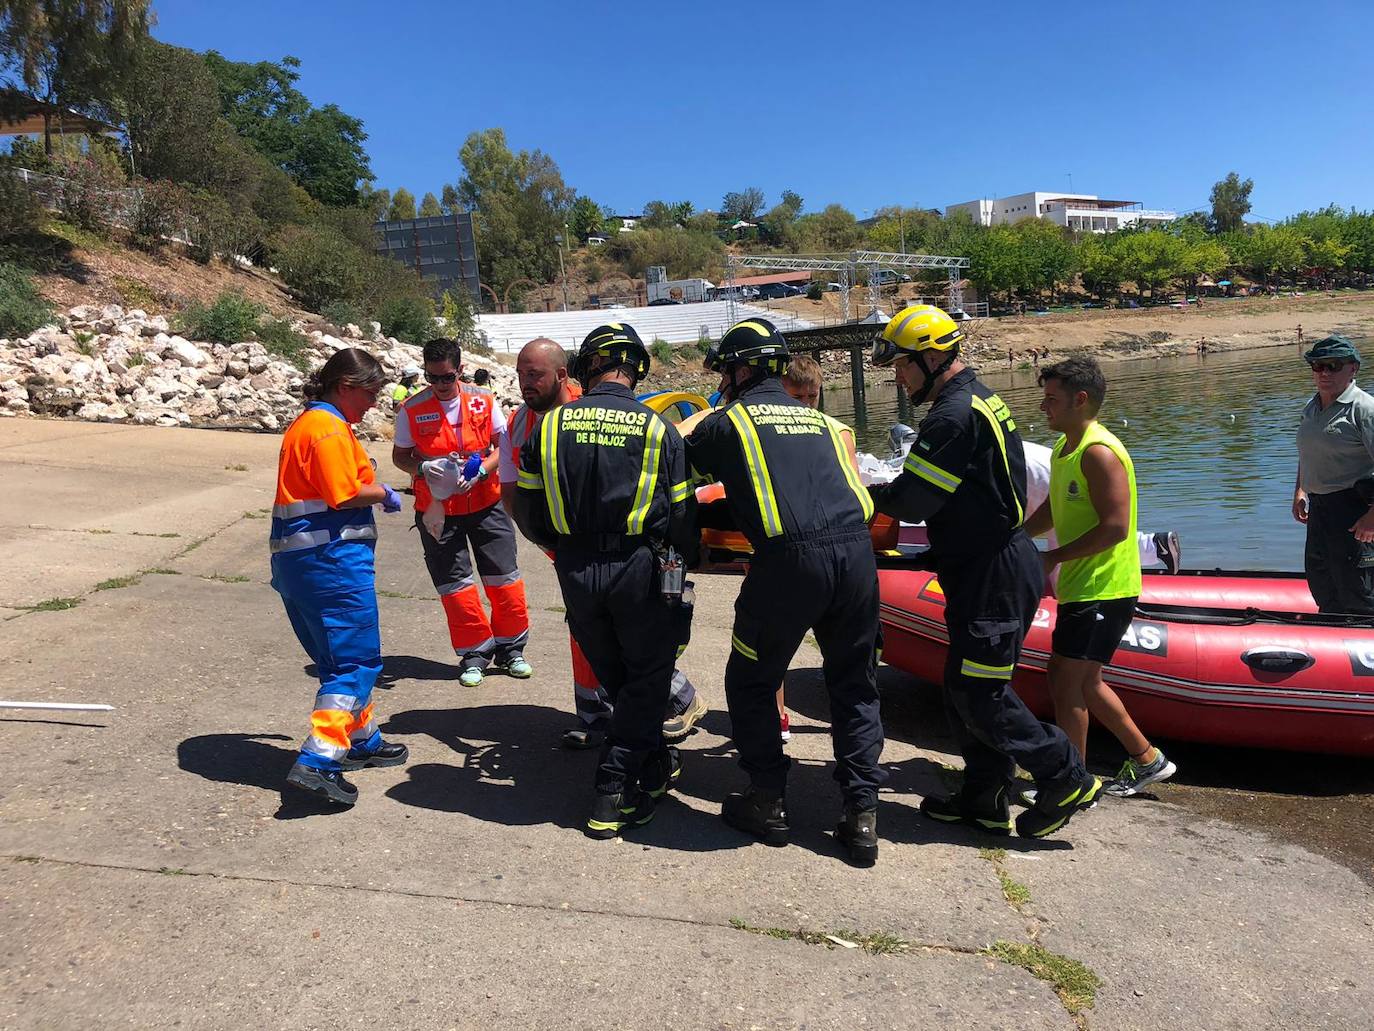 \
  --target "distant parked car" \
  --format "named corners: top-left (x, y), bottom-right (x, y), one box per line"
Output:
top-left (757, 283), bottom-right (803, 299)
top-left (648, 298), bottom-right (682, 306)
top-left (877, 269), bottom-right (912, 285)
